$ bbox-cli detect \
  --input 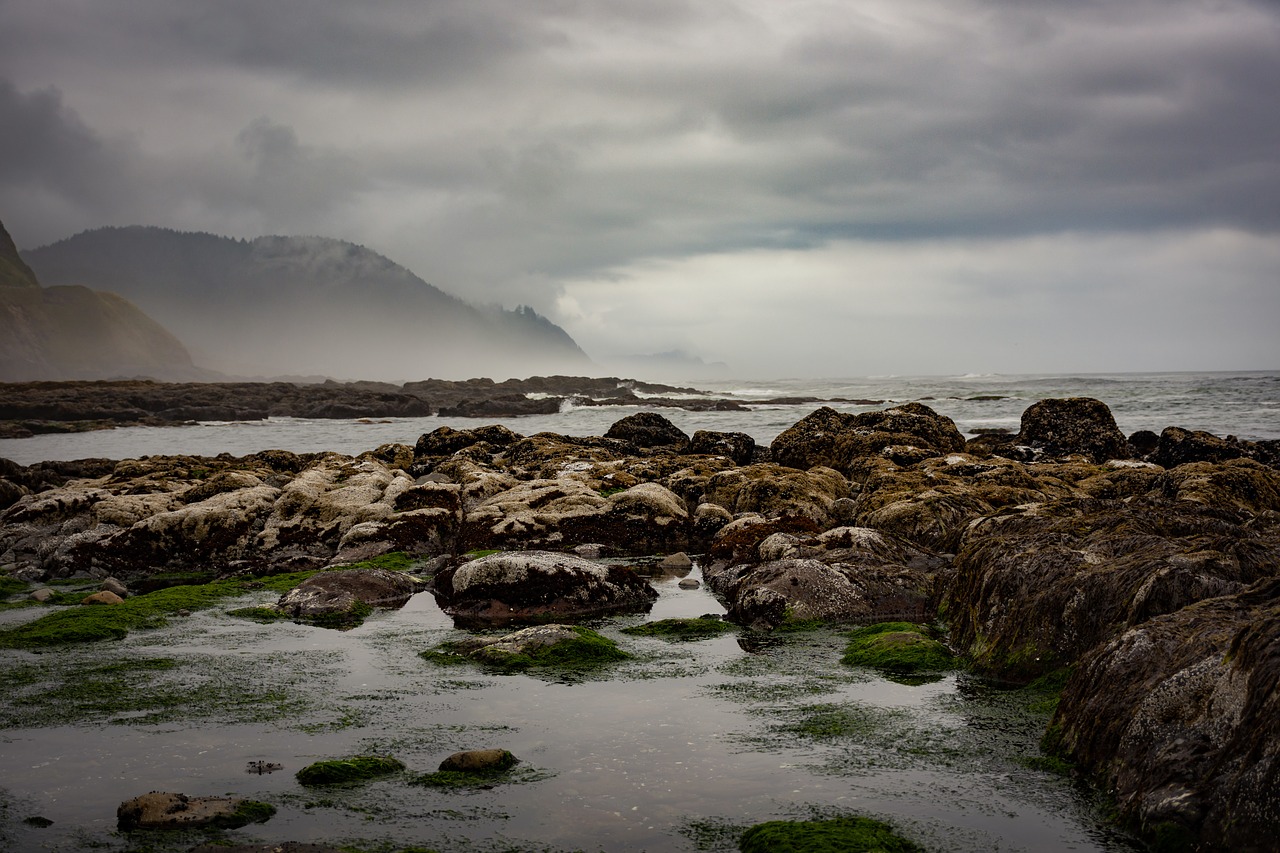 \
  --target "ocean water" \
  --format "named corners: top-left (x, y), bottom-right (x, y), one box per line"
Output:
top-left (1, 371), bottom-right (1276, 466)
